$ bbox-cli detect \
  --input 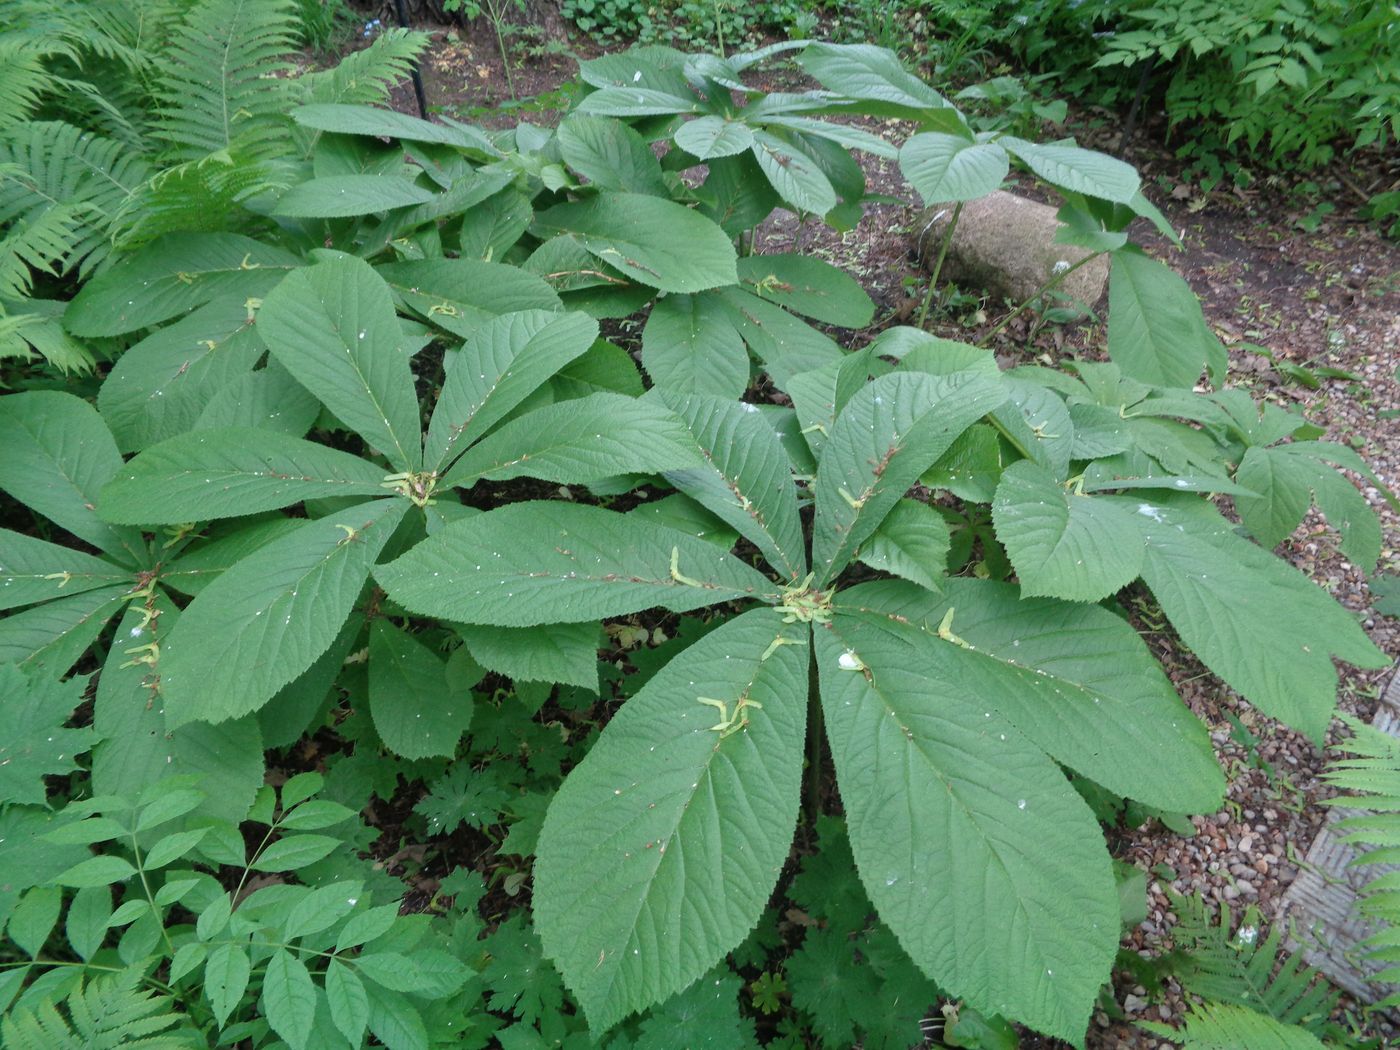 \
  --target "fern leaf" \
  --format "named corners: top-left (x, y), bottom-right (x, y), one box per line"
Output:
top-left (154, 0), bottom-right (299, 162)
top-left (1166, 892), bottom-right (1338, 1035)
top-left (1142, 1000), bottom-right (1328, 1049)
top-left (0, 40), bottom-right (52, 132)
top-left (0, 121), bottom-right (152, 279)
top-left (0, 301), bottom-right (95, 374)
top-left (0, 971), bottom-right (198, 1050)
top-left (299, 27), bottom-right (430, 107)
top-left (111, 151), bottom-right (283, 249)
